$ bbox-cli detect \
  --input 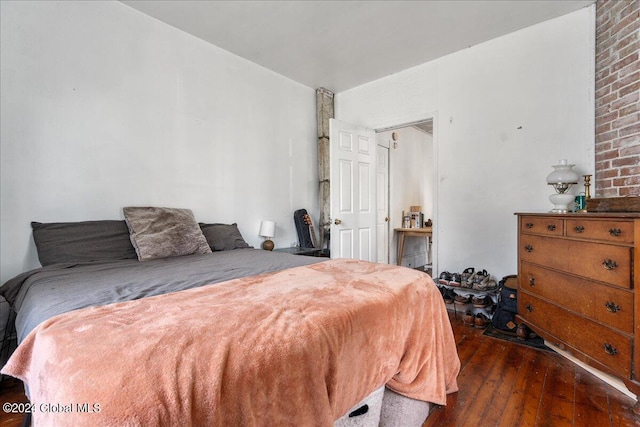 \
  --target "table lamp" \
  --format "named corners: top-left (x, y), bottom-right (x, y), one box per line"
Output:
top-left (546, 159), bottom-right (579, 213)
top-left (259, 220), bottom-right (276, 251)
